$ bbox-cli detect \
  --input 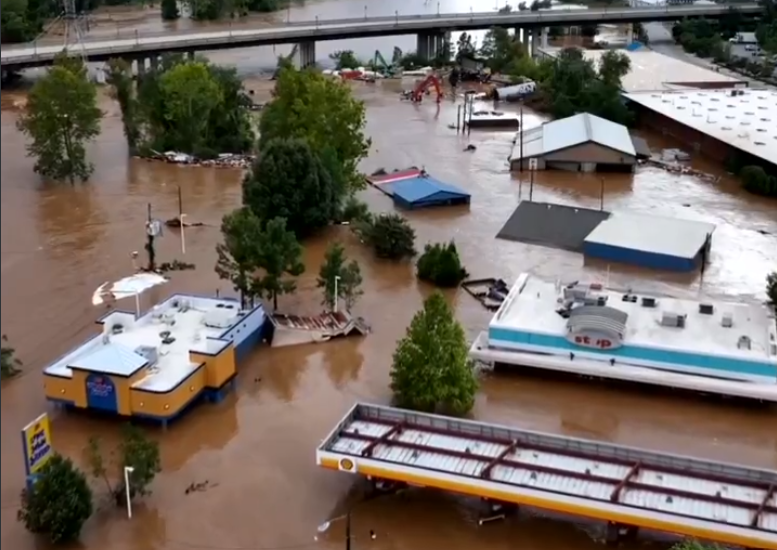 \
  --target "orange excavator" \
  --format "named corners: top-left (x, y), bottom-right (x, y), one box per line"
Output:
top-left (409, 74), bottom-right (443, 103)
